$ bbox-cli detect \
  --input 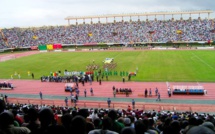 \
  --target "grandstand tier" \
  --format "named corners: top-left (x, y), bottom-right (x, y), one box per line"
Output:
top-left (0, 12), bottom-right (215, 49)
